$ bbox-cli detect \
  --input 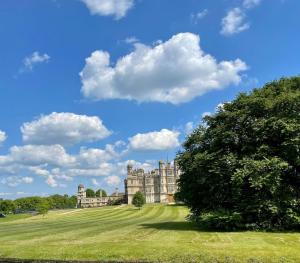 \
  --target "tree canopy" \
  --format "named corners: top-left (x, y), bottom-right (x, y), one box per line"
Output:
top-left (36, 200), bottom-right (50, 216)
top-left (0, 194), bottom-right (77, 214)
top-left (132, 191), bottom-right (146, 209)
top-left (96, 189), bottom-right (107, 197)
top-left (86, 188), bottom-right (96, 198)
top-left (177, 77), bottom-right (300, 230)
